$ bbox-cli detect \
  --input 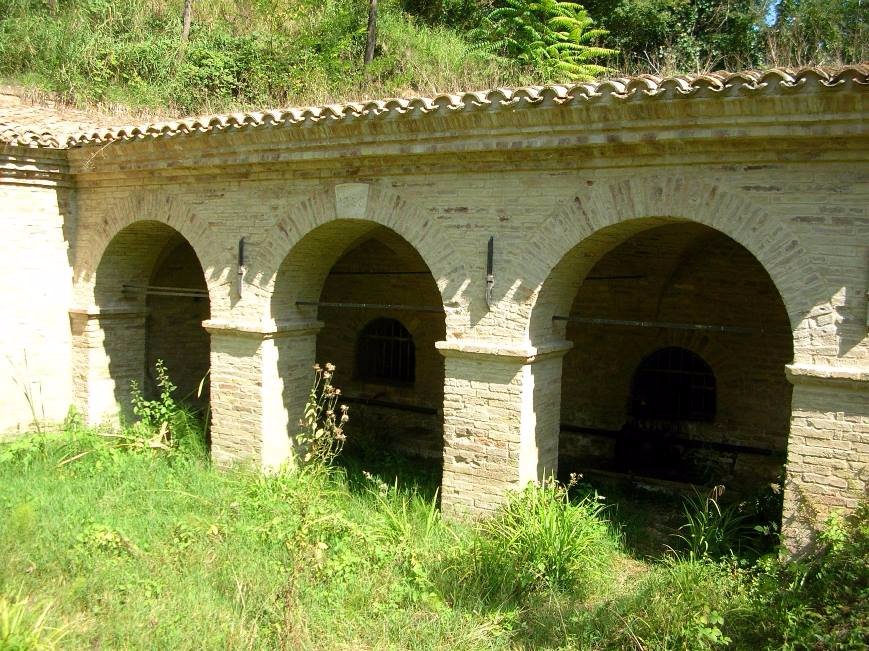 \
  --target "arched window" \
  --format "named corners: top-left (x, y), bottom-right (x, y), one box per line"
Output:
top-left (356, 318), bottom-right (415, 385)
top-left (630, 347), bottom-right (715, 422)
